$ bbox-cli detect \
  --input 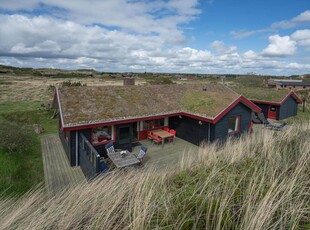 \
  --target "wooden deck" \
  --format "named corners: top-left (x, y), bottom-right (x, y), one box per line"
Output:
top-left (132, 138), bottom-right (200, 170)
top-left (41, 134), bottom-right (85, 195)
